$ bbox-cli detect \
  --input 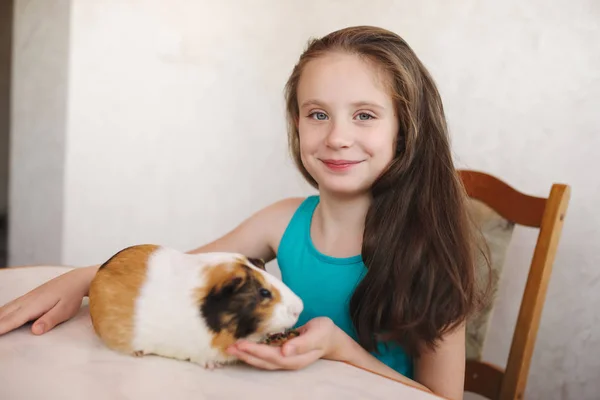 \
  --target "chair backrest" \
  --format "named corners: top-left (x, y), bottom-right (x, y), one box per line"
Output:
top-left (459, 169), bottom-right (571, 400)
